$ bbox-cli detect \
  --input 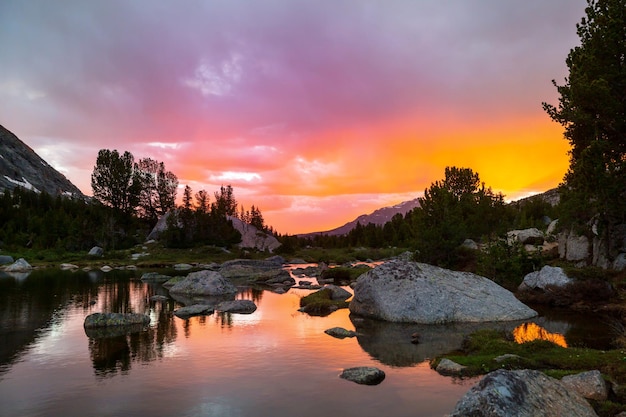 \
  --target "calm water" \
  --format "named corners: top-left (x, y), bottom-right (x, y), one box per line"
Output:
top-left (0, 267), bottom-right (616, 417)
